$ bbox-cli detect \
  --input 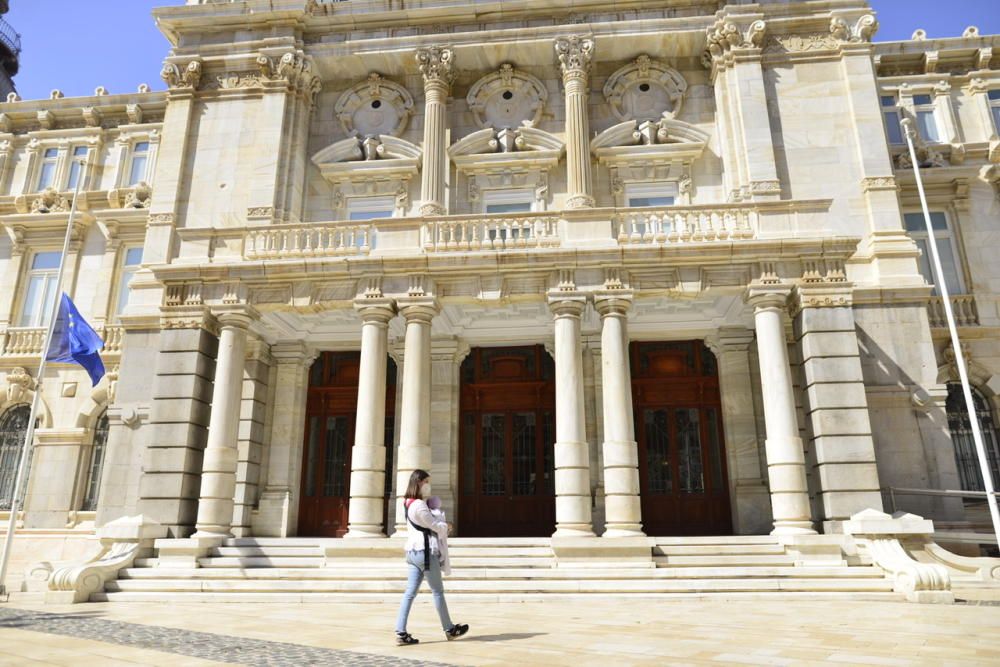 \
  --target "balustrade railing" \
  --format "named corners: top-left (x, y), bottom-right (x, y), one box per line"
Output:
top-left (0, 327), bottom-right (45, 356)
top-left (927, 294), bottom-right (979, 328)
top-left (422, 214), bottom-right (560, 252)
top-left (244, 223), bottom-right (372, 260)
top-left (614, 205), bottom-right (756, 245)
top-left (99, 325), bottom-right (125, 355)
